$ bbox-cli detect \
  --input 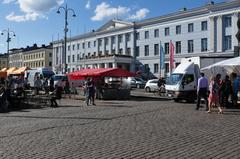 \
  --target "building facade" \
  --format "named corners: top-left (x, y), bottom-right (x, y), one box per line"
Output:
top-left (9, 44), bottom-right (53, 69)
top-left (23, 45), bottom-right (53, 69)
top-left (52, 1), bottom-right (240, 77)
top-left (0, 54), bottom-right (8, 69)
top-left (9, 48), bottom-right (23, 68)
